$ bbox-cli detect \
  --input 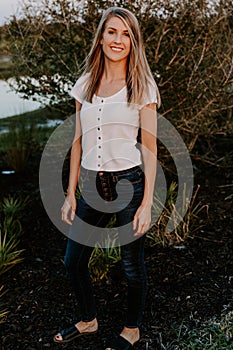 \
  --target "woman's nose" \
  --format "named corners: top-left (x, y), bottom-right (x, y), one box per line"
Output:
top-left (114, 33), bottom-right (122, 43)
